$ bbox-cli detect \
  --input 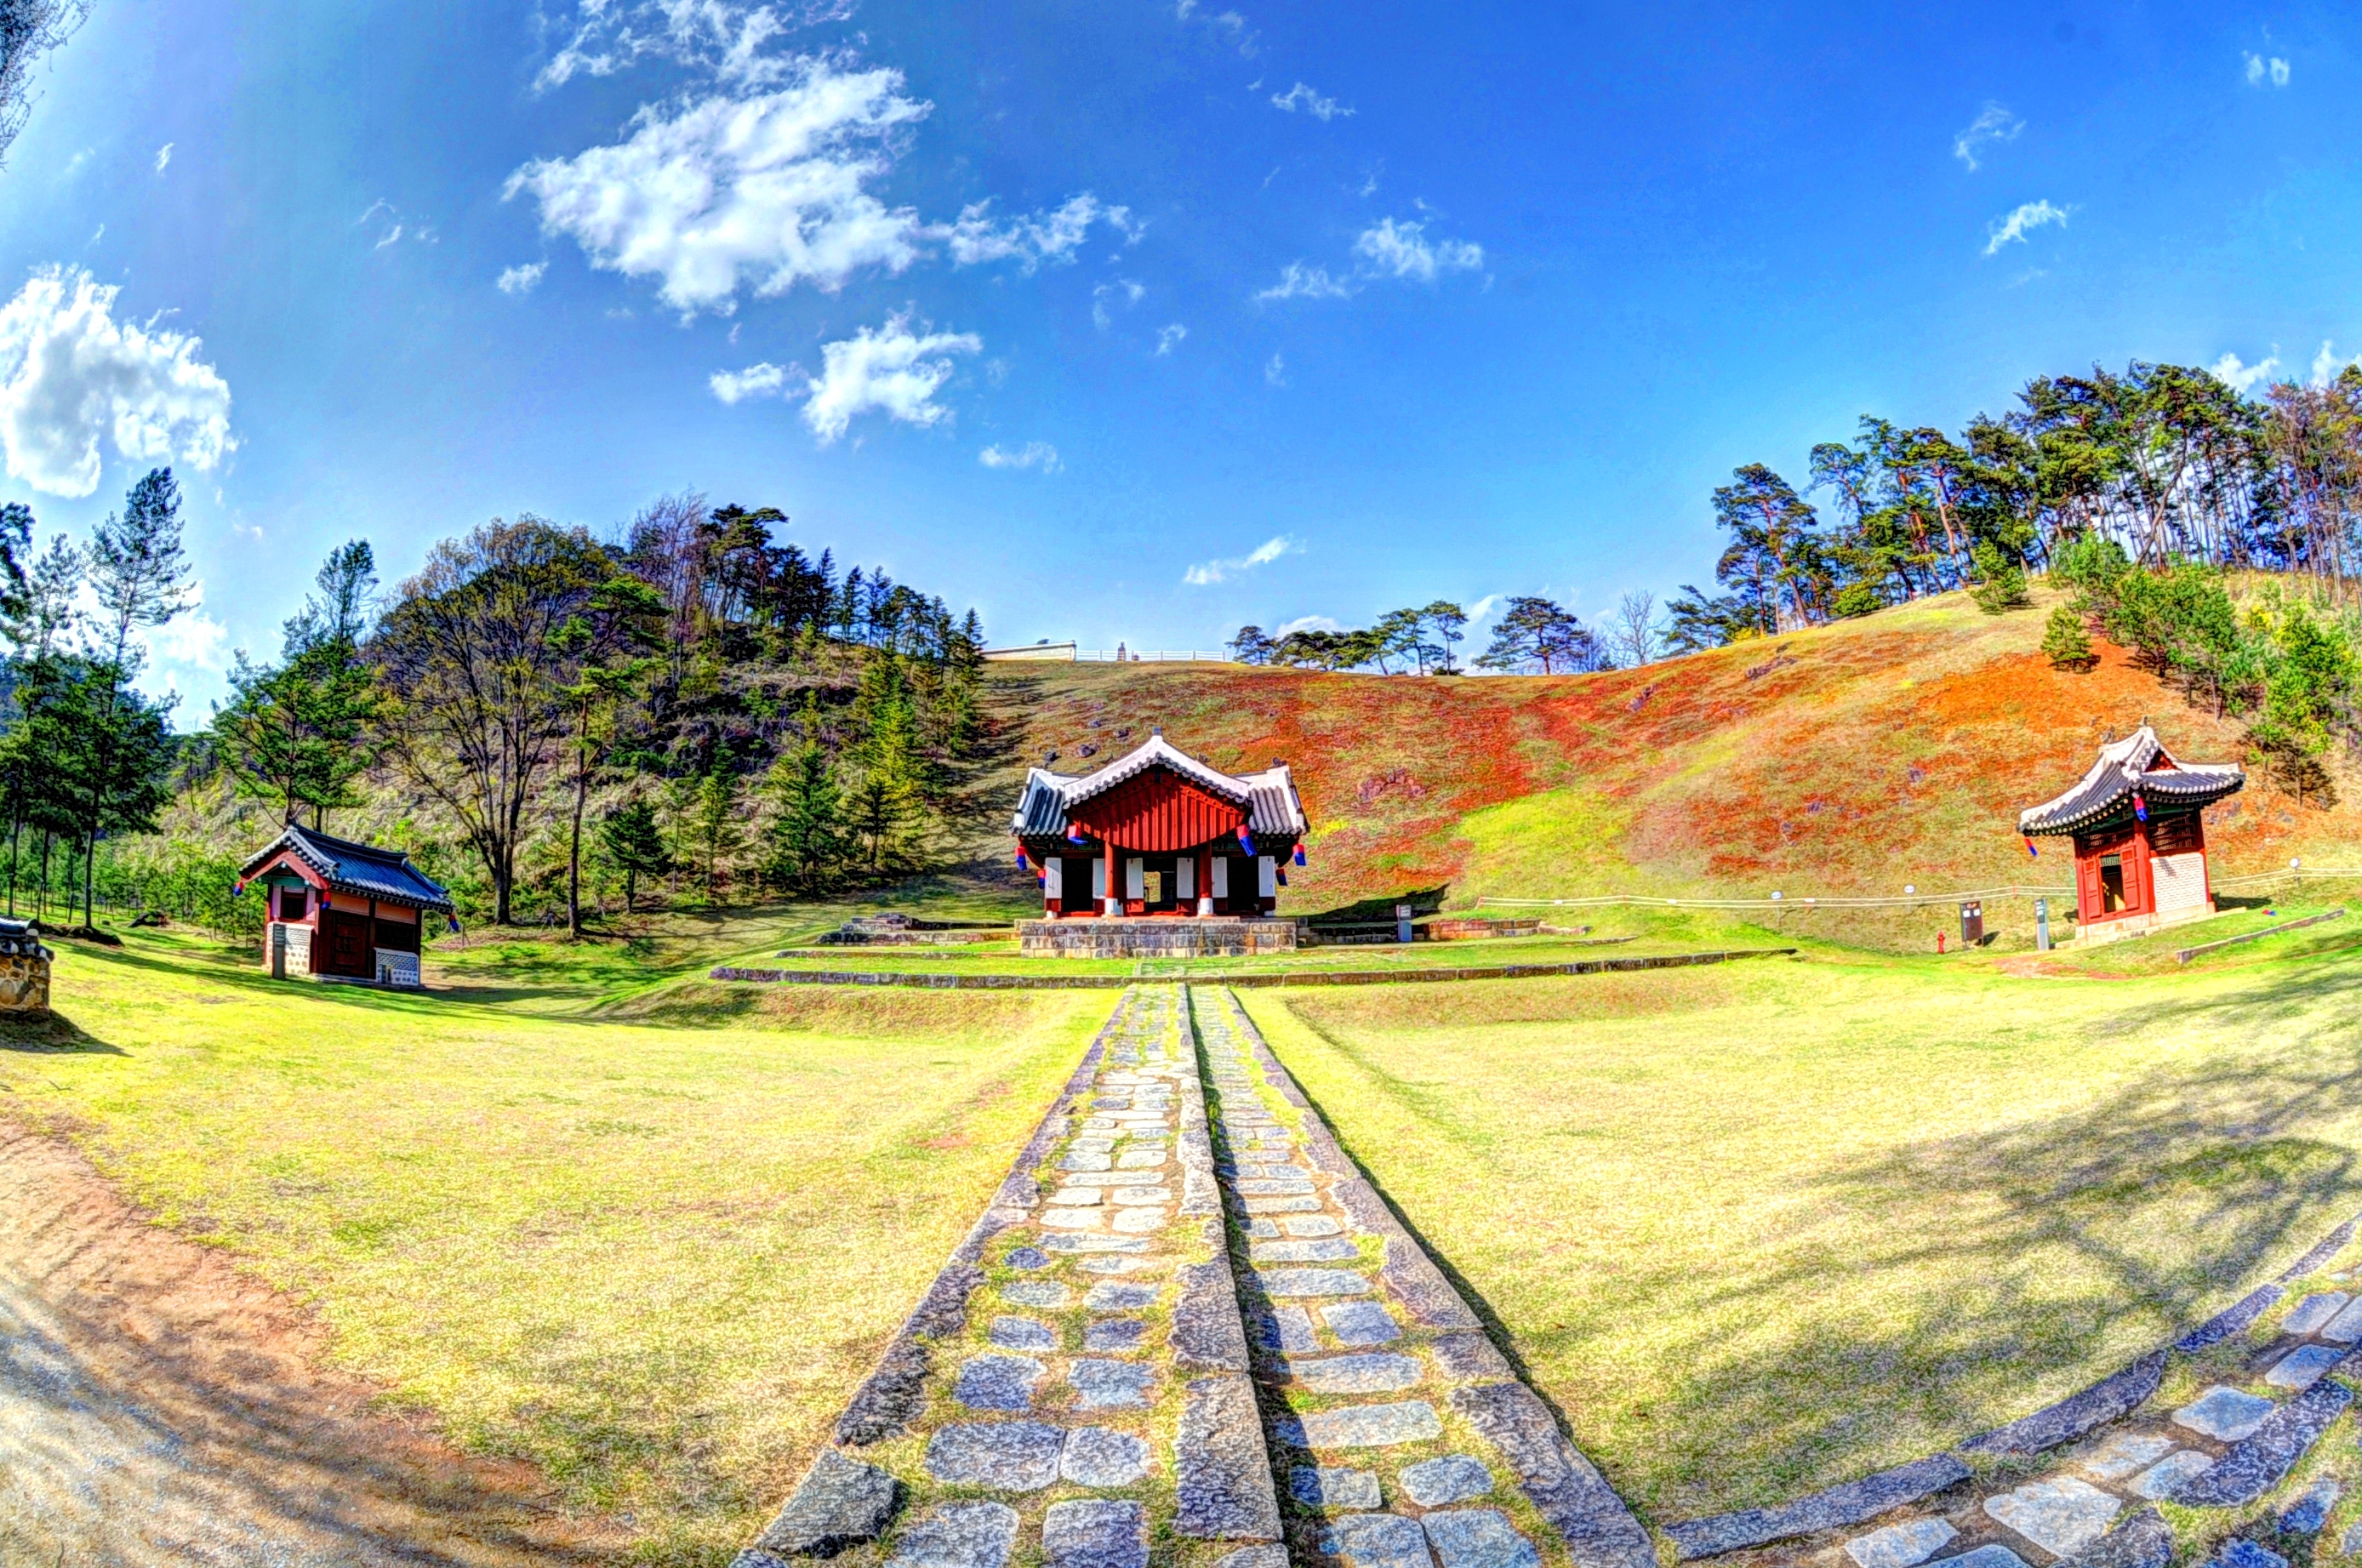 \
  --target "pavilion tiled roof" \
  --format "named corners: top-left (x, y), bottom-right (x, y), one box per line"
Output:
top-left (1012, 733), bottom-right (1308, 841)
top-left (241, 824), bottom-right (456, 913)
top-left (2017, 726), bottom-right (2245, 836)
